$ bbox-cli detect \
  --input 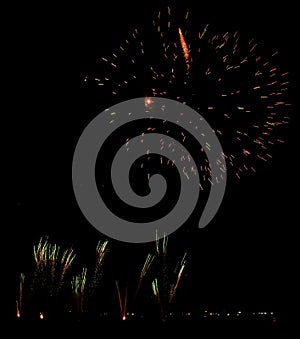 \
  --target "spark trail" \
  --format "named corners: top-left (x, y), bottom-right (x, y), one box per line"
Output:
top-left (178, 27), bottom-right (190, 75)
